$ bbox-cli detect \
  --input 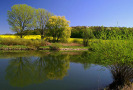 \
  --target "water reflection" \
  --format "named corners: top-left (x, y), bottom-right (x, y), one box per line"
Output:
top-left (5, 54), bottom-right (70, 87)
top-left (5, 57), bottom-right (33, 87)
top-left (34, 54), bottom-right (70, 80)
top-left (1, 51), bottom-right (133, 89)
